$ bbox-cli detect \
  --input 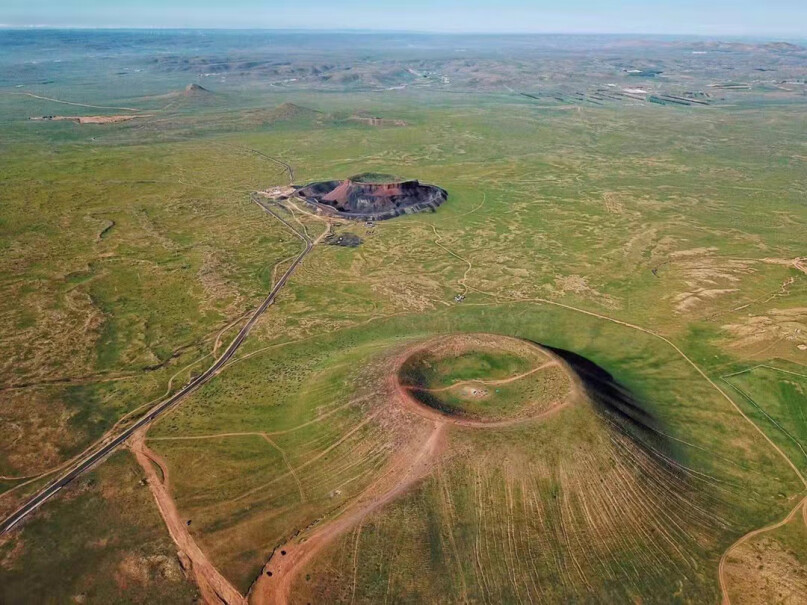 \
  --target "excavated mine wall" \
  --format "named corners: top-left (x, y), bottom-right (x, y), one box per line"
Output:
top-left (295, 178), bottom-right (447, 221)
